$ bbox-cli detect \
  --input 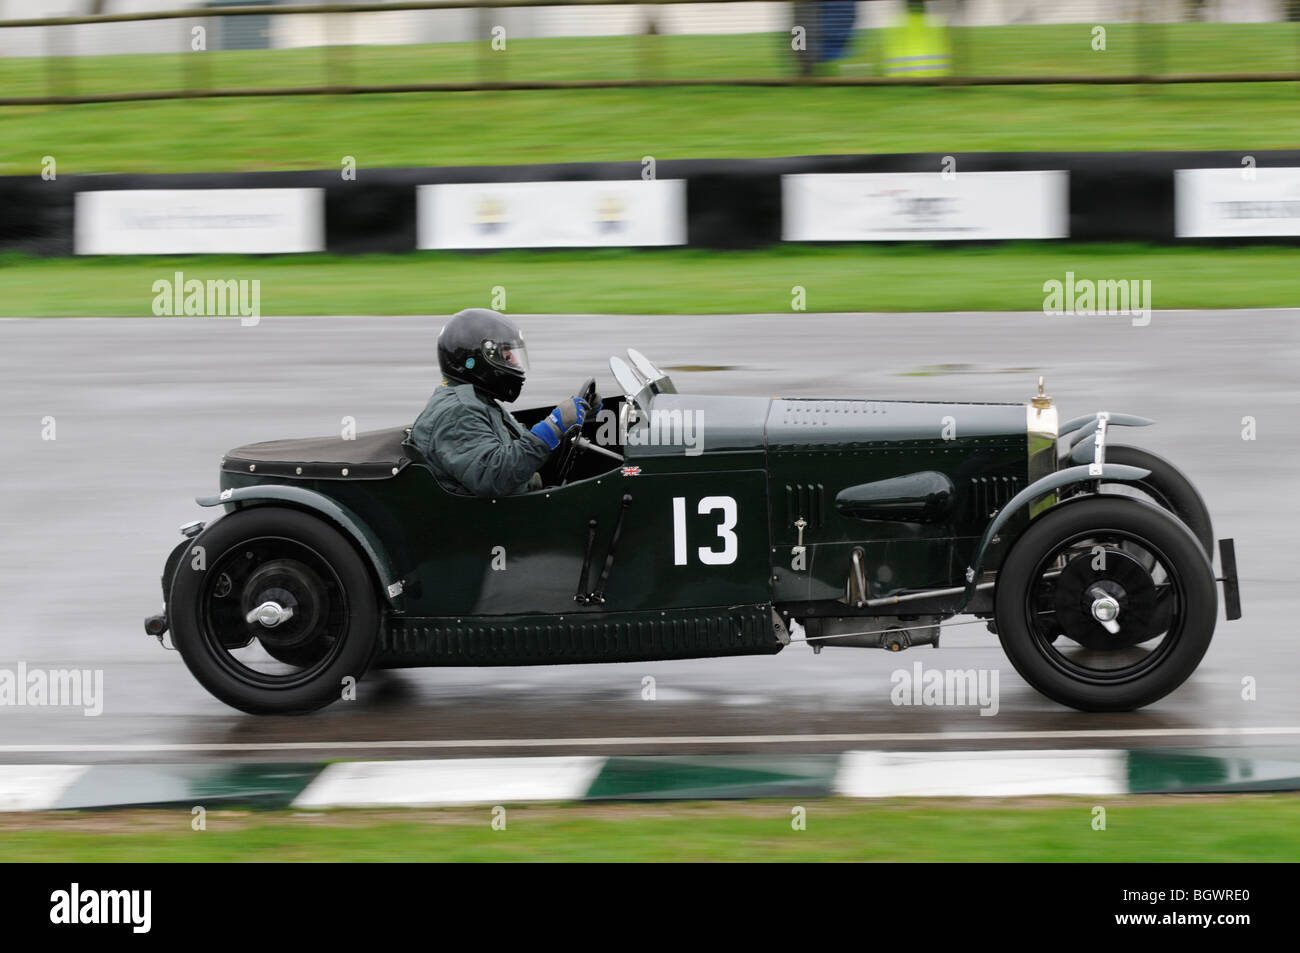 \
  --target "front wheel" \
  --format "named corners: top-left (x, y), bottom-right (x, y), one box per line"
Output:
top-left (169, 506), bottom-right (380, 714)
top-left (994, 496), bottom-right (1216, 712)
